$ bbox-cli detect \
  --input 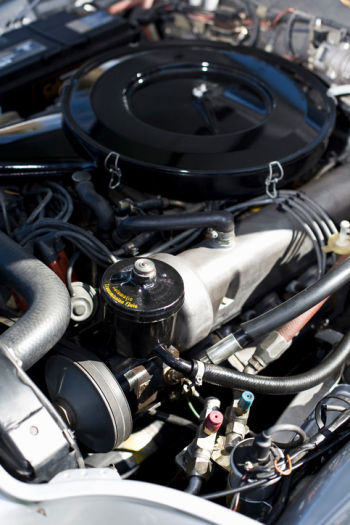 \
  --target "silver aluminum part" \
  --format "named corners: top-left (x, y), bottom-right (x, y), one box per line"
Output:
top-left (213, 393), bottom-right (251, 471)
top-left (176, 397), bottom-right (221, 480)
top-left (312, 41), bottom-right (350, 83)
top-left (0, 464), bottom-right (255, 525)
top-left (225, 394), bottom-right (250, 452)
top-left (245, 331), bottom-right (291, 373)
top-left (0, 345), bottom-right (78, 482)
top-left (154, 166), bottom-right (350, 350)
top-left (8, 407), bottom-right (71, 482)
top-left (201, 334), bottom-right (242, 365)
